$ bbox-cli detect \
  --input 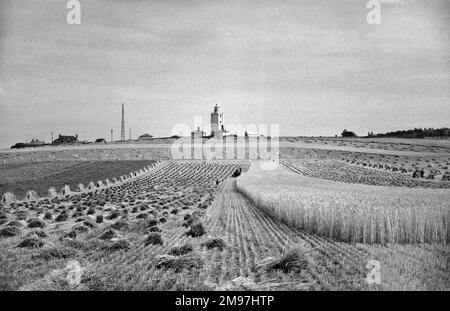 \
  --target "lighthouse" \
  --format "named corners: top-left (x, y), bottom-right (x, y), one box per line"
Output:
top-left (210, 104), bottom-right (225, 138)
